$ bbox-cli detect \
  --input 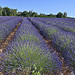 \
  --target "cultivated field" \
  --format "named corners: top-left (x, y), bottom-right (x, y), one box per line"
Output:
top-left (0, 16), bottom-right (75, 75)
